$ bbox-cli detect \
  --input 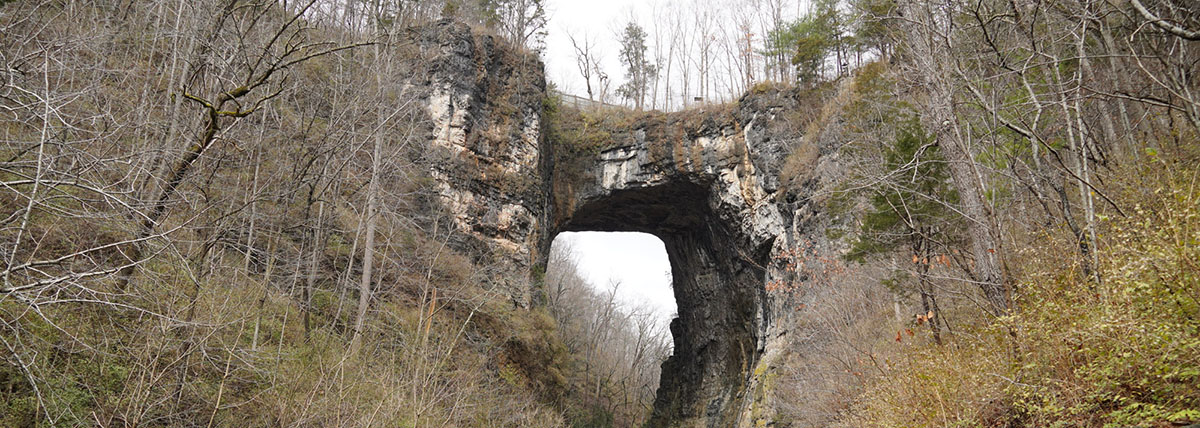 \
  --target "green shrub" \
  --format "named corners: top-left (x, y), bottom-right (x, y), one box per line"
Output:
top-left (838, 160), bottom-right (1200, 428)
